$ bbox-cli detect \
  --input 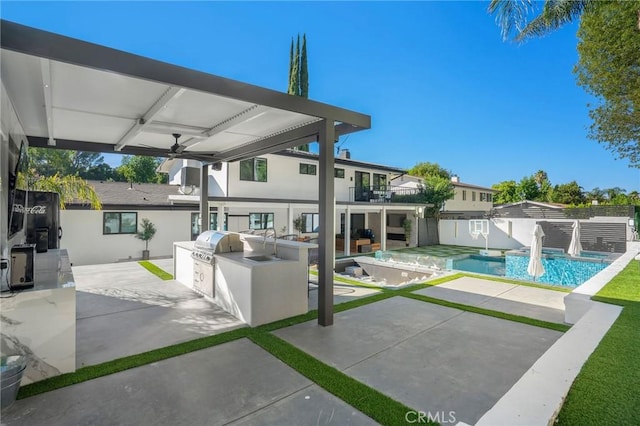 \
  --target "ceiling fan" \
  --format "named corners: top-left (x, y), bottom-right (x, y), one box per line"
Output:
top-left (140, 133), bottom-right (217, 162)
top-left (169, 133), bottom-right (185, 156)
